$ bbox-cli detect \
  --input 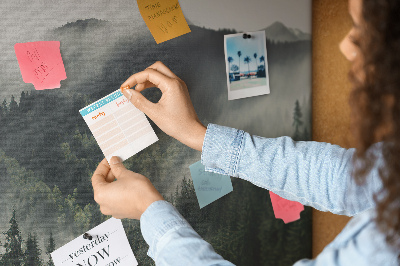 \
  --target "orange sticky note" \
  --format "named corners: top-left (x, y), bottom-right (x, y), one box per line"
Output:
top-left (137, 0), bottom-right (191, 44)
top-left (269, 191), bottom-right (304, 224)
top-left (14, 41), bottom-right (67, 90)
